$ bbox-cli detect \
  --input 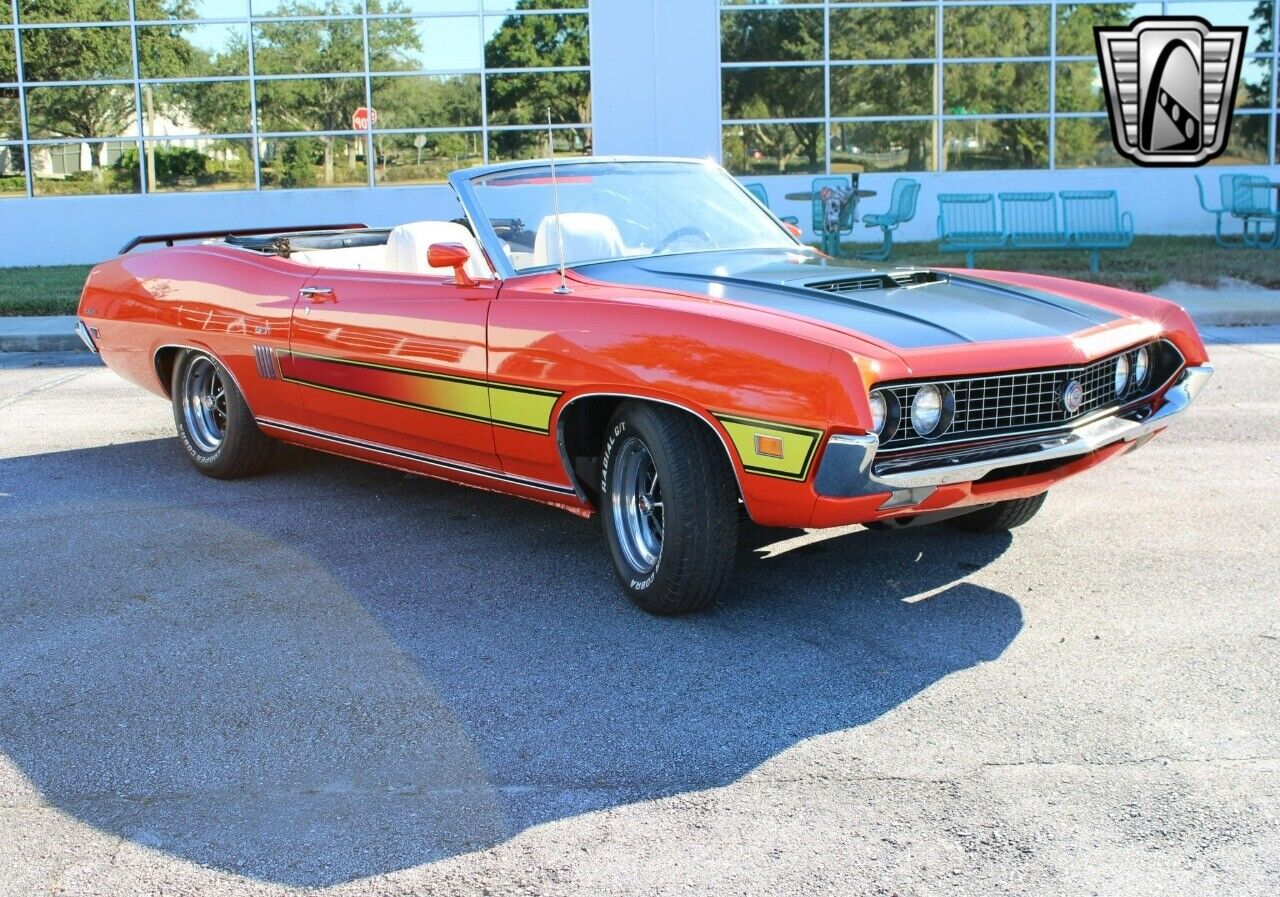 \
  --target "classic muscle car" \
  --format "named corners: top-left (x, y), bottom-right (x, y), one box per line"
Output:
top-left (77, 157), bottom-right (1212, 615)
